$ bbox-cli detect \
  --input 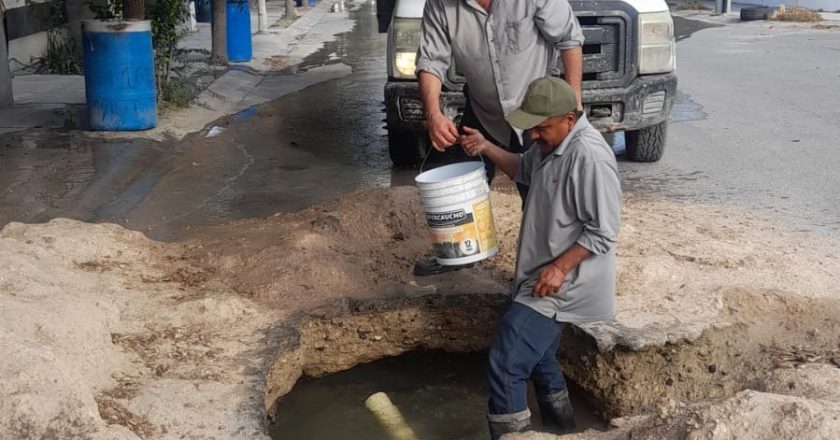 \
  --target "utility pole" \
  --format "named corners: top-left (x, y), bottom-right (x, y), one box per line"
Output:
top-left (258, 0), bottom-right (269, 32)
top-left (0, 4), bottom-right (13, 108)
top-left (211, 0), bottom-right (227, 64)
